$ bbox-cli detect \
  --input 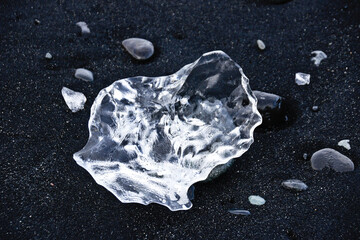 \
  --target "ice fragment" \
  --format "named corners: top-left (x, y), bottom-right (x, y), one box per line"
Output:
top-left (311, 50), bottom-right (327, 66)
top-left (248, 195), bottom-right (266, 205)
top-left (61, 87), bottom-right (87, 112)
top-left (311, 148), bottom-right (354, 172)
top-left (312, 105), bottom-right (319, 112)
top-left (75, 68), bottom-right (93, 82)
top-left (281, 179), bottom-right (308, 191)
top-left (76, 21), bottom-right (90, 35)
top-left (295, 72), bottom-right (310, 85)
top-left (73, 51), bottom-right (262, 211)
top-left (228, 209), bottom-right (251, 215)
top-left (256, 39), bottom-right (266, 50)
top-left (338, 139), bottom-right (351, 150)
top-left (122, 38), bottom-right (154, 60)
top-left (45, 52), bottom-right (52, 59)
